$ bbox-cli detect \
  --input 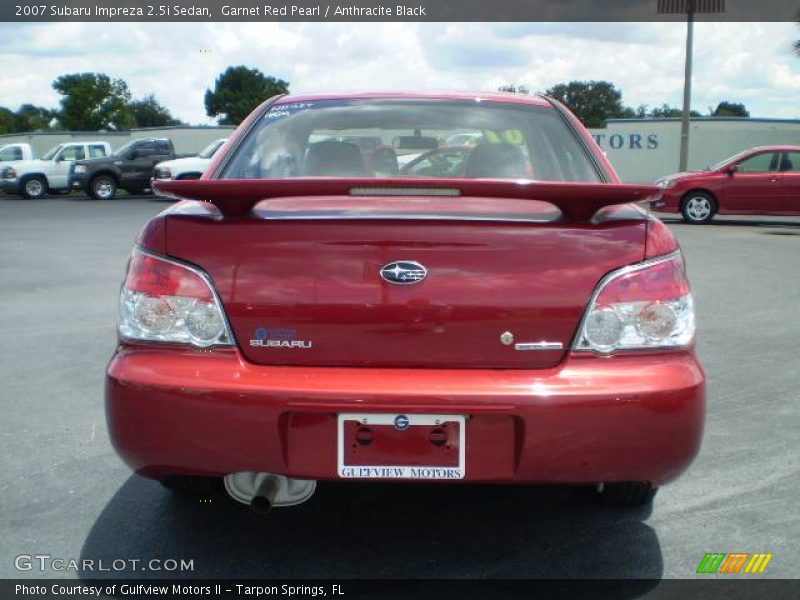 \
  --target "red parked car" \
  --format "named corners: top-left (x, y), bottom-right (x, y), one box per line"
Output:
top-left (106, 92), bottom-right (705, 512)
top-left (652, 145), bottom-right (800, 224)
